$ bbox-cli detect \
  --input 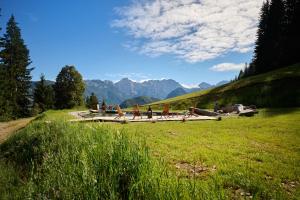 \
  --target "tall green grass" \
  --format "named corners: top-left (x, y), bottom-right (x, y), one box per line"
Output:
top-left (1, 108), bottom-right (299, 199)
top-left (0, 121), bottom-right (226, 199)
